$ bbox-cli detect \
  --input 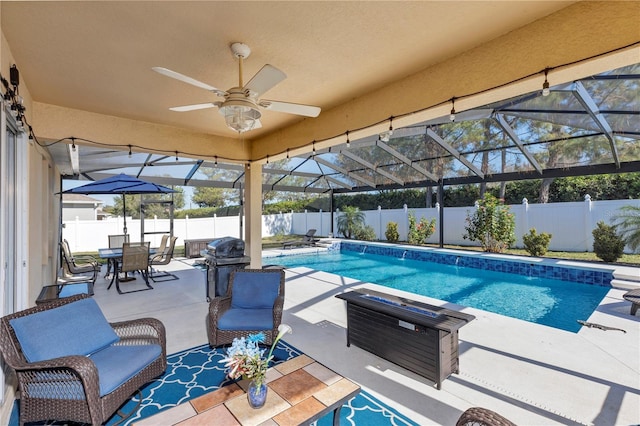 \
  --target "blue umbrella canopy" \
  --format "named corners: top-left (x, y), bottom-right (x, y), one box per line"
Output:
top-left (62, 173), bottom-right (176, 234)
